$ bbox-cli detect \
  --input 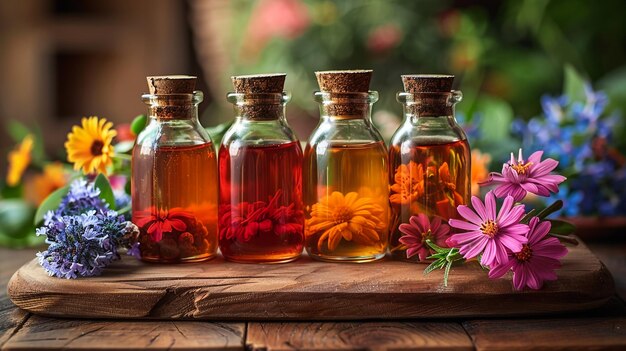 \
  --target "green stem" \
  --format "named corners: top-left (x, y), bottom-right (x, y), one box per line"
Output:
top-left (113, 154), bottom-right (132, 161)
